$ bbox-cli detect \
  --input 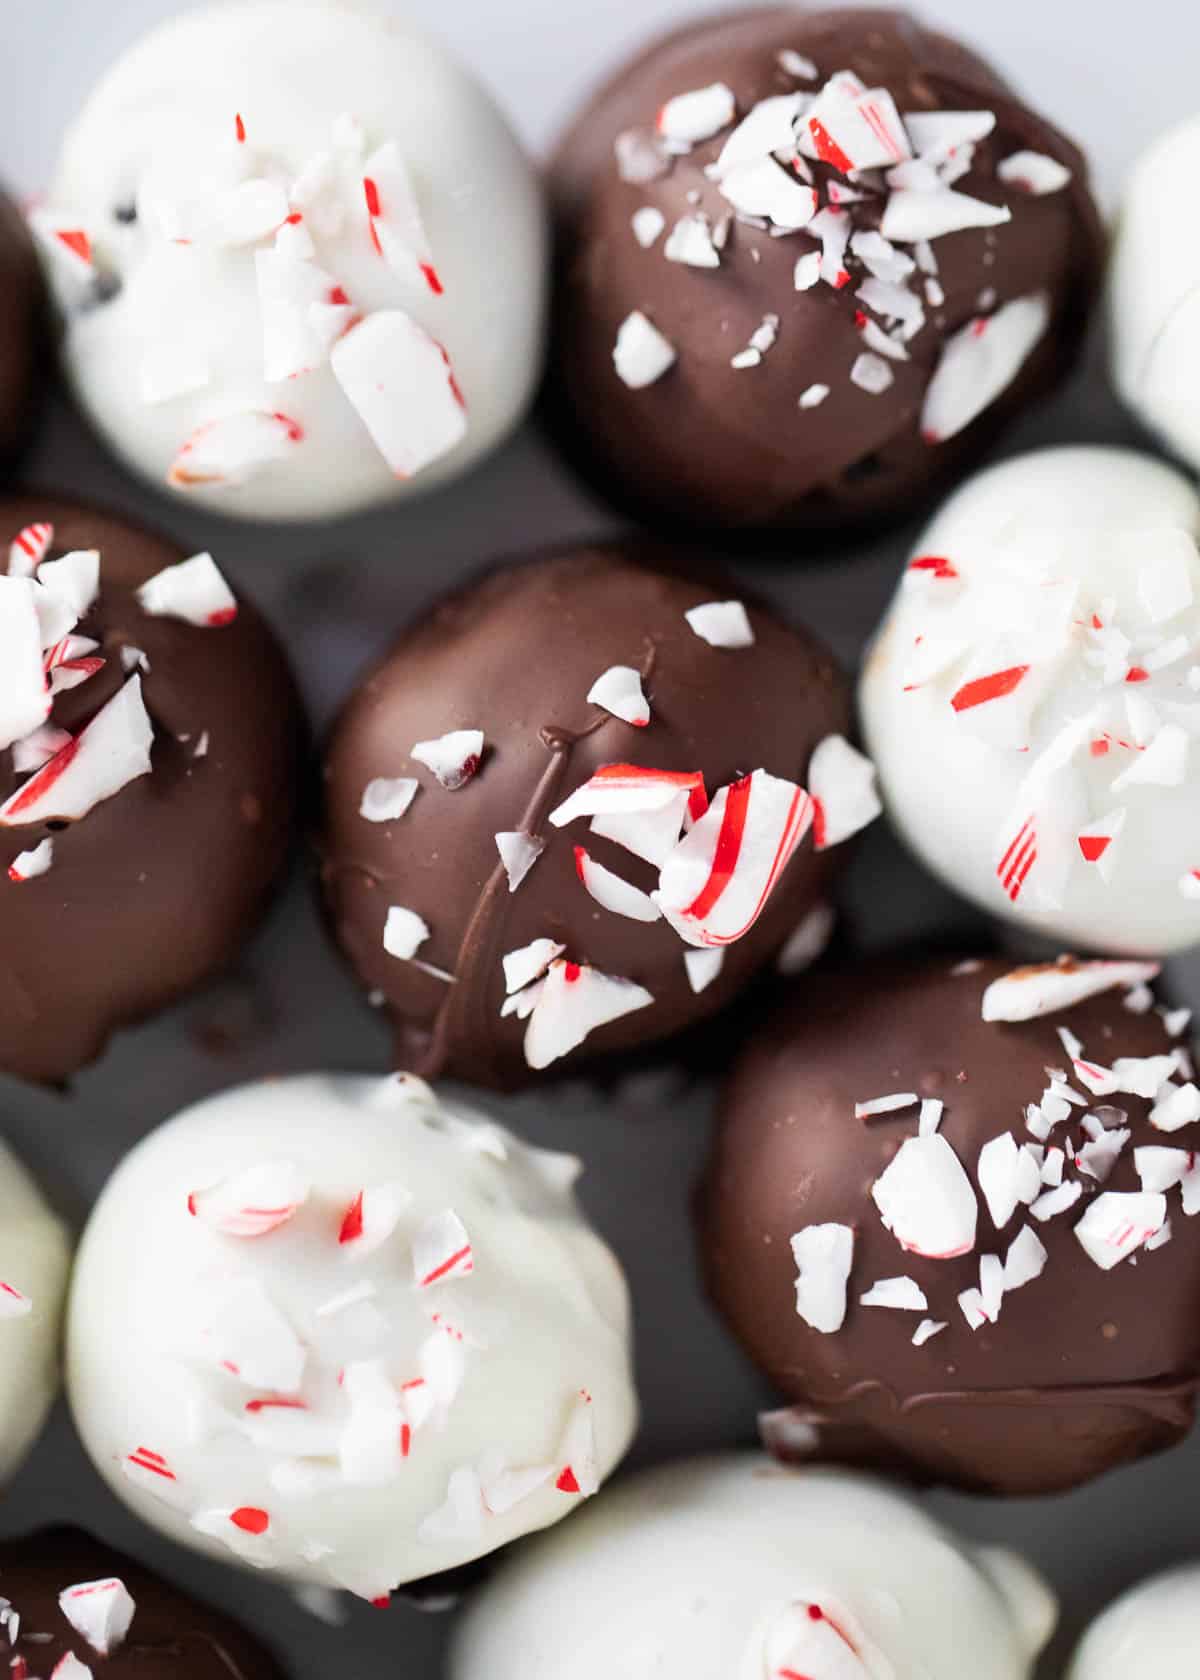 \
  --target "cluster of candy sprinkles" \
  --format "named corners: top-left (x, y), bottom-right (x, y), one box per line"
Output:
top-left (0, 524), bottom-right (236, 883)
top-left (359, 598), bottom-right (880, 1070)
top-left (2, 1573), bottom-right (136, 1680)
top-left (790, 959), bottom-right (1197, 1344)
top-left (29, 112), bottom-right (466, 490)
top-left (112, 1078), bottom-right (601, 1602)
top-left (611, 54), bottom-right (1069, 428)
top-left (895, 518), bottom-right (1200, 909)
